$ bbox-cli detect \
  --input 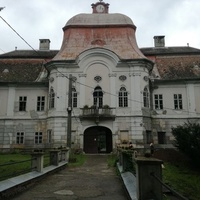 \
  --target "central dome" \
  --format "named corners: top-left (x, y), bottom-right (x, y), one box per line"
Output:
top-left (64, 13), bottom-right (135, 28)
top-left (53, 3), bottom-right (146, 61)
